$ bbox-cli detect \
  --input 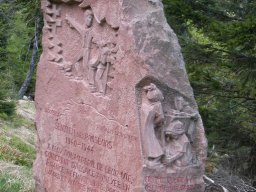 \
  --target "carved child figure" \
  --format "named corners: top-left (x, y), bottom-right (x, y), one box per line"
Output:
top-left (142, 83), bottom-right (165, 167)
top-left (88, 42), bottom-right (117, 95)
top-left (163, 120), bottom-right (193, 171)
